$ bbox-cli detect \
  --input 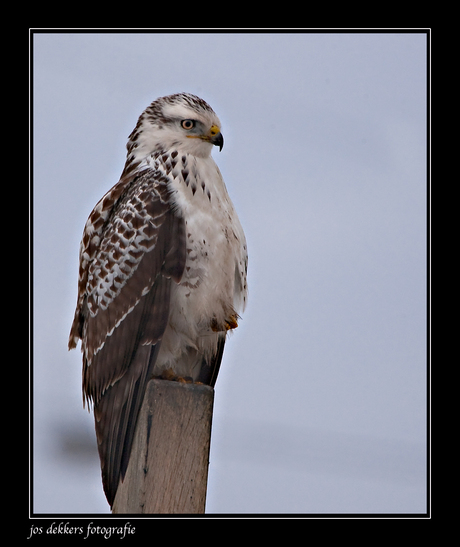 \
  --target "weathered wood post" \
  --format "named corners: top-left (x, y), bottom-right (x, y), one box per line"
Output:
top-left (111, 379), bottom-right (214, 514)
